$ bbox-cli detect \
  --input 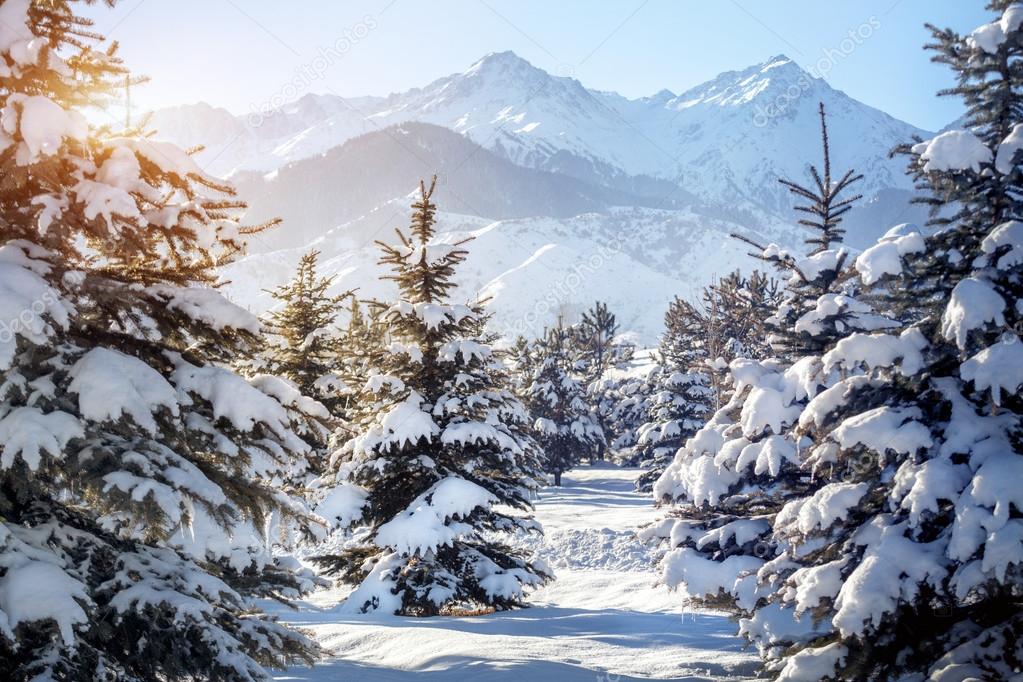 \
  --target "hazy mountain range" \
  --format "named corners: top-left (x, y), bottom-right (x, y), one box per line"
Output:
top-left (152, 51), bottom-right (939, 342)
